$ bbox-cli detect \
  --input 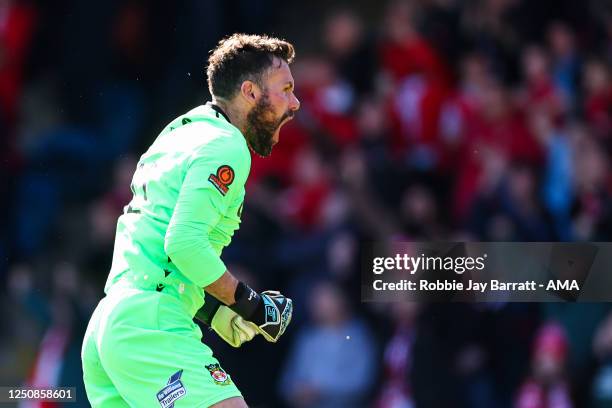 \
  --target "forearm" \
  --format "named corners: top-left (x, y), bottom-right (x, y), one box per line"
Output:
top-left (197, 271), bottom-right (260, 348)
top-left (200, 273), bottom-right (293, 344)
top-left (207, 274), bottom-right (260, 321)
top-left (205, 270), bottom-right (239, 306)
